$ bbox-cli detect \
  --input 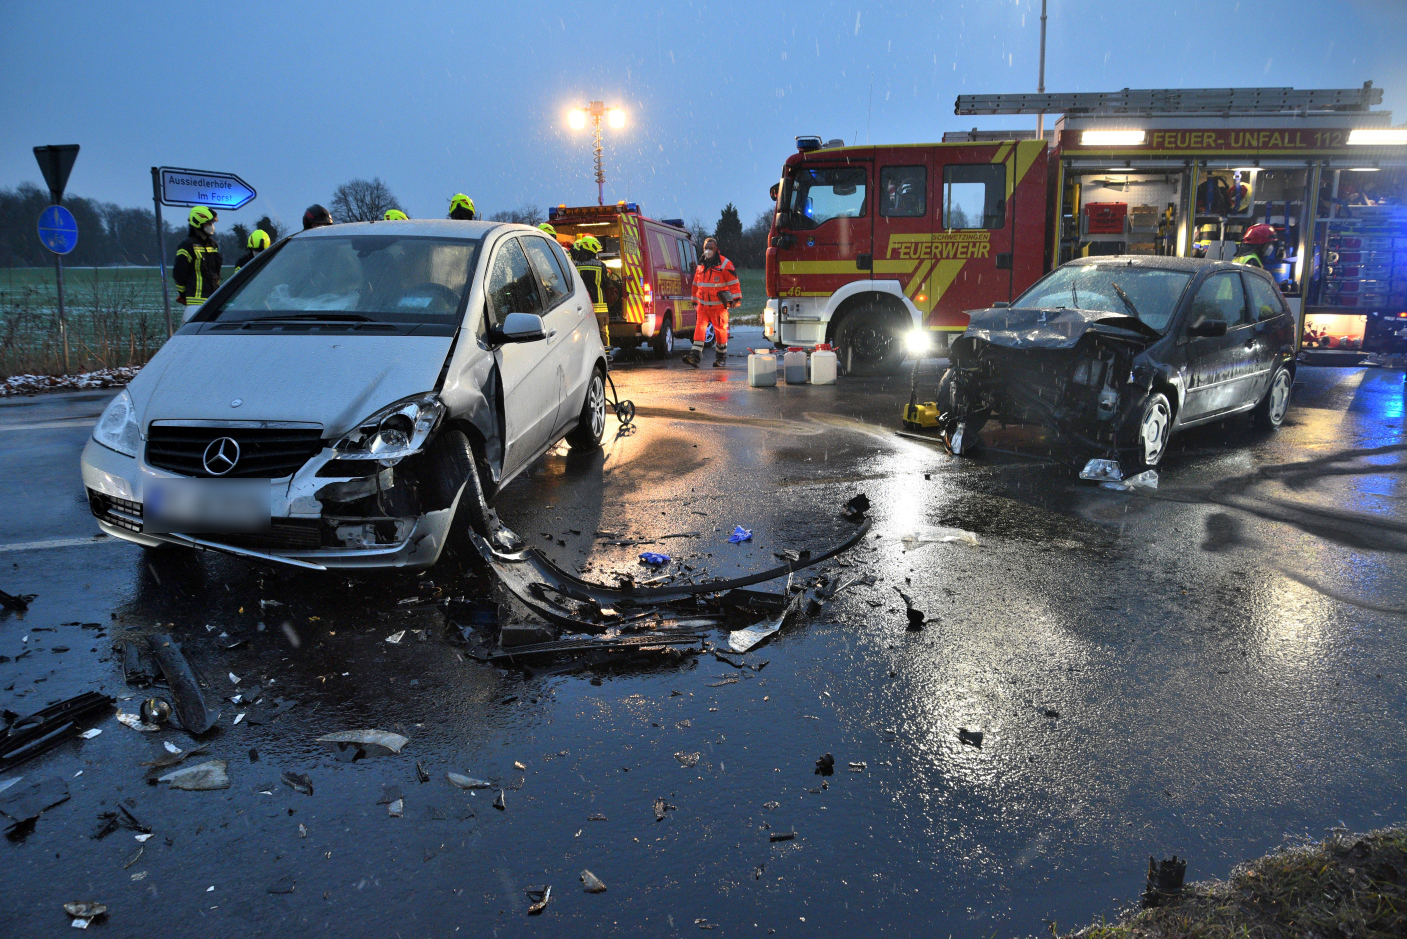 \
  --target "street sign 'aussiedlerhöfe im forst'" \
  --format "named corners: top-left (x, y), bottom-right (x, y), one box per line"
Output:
top-left (158, 167), bottom-right (256, 210)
